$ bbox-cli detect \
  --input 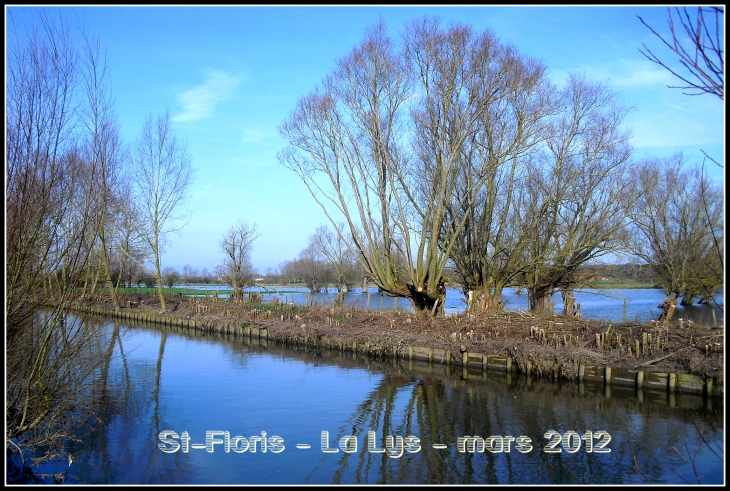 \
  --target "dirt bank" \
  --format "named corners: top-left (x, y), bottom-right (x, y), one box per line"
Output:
top-left (73, 293), bottom-right (724, 388)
